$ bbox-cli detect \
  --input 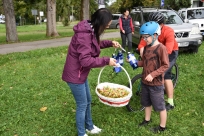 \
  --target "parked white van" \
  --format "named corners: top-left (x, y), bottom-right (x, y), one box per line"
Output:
top-left (178, 7), bottom-right (204, 36)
